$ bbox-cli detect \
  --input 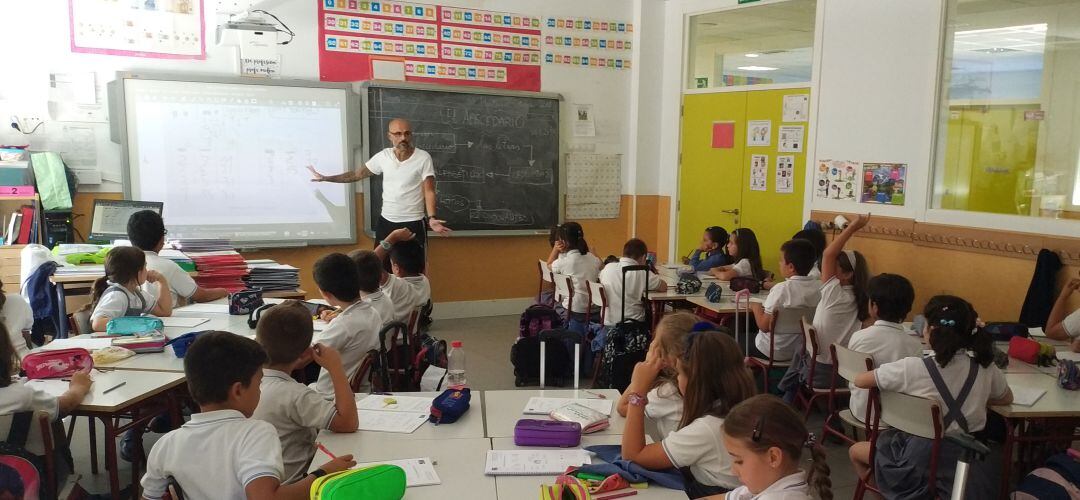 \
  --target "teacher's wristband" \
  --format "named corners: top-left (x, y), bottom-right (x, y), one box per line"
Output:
top-left (379, 239), bottom-right (392, 251)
